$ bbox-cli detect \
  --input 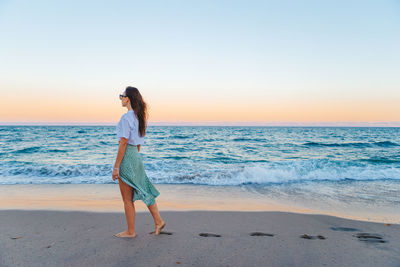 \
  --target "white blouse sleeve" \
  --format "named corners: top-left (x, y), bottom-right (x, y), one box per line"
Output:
top-left (119, 116), bottom-right (131, 140)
